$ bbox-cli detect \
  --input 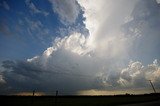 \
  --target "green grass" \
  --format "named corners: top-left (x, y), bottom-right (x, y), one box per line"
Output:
top-left (0, 94), bottom-right (159, 106)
